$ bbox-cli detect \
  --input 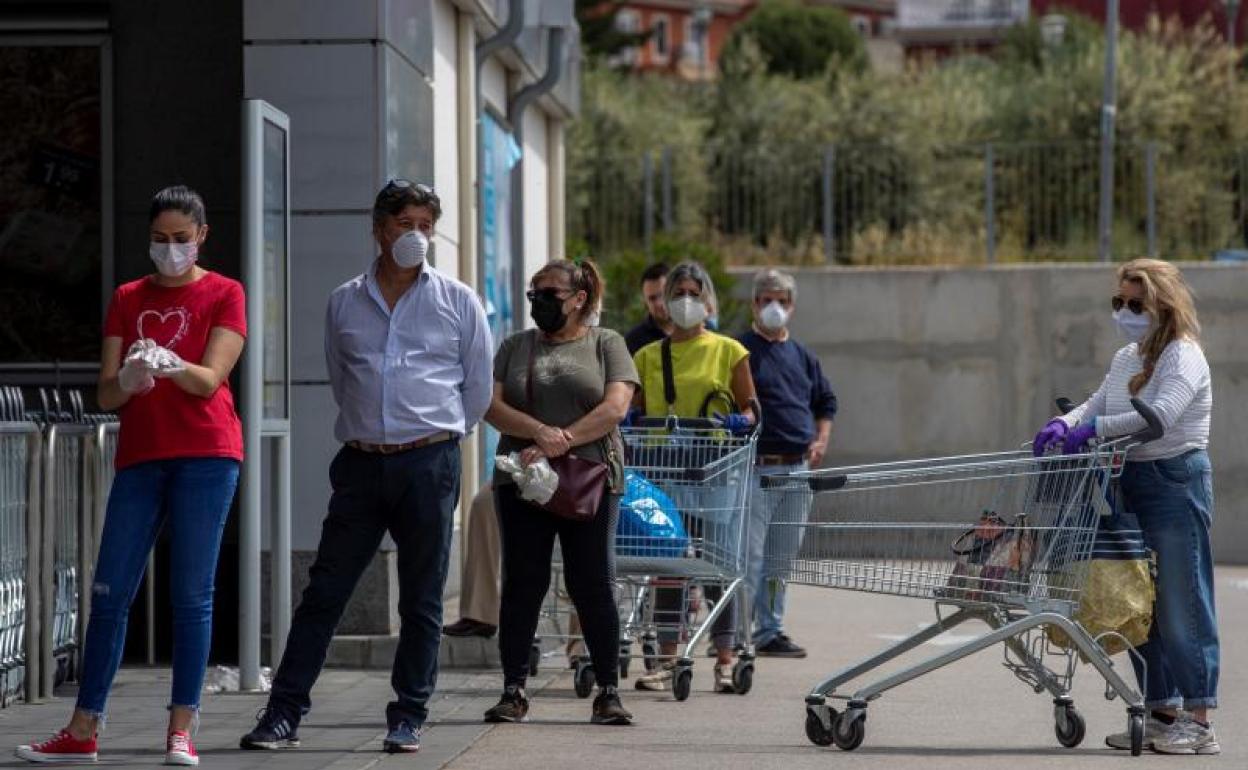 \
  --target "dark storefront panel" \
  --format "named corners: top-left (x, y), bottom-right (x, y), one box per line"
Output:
top-left (0, 44), bottom-right (103, 364)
